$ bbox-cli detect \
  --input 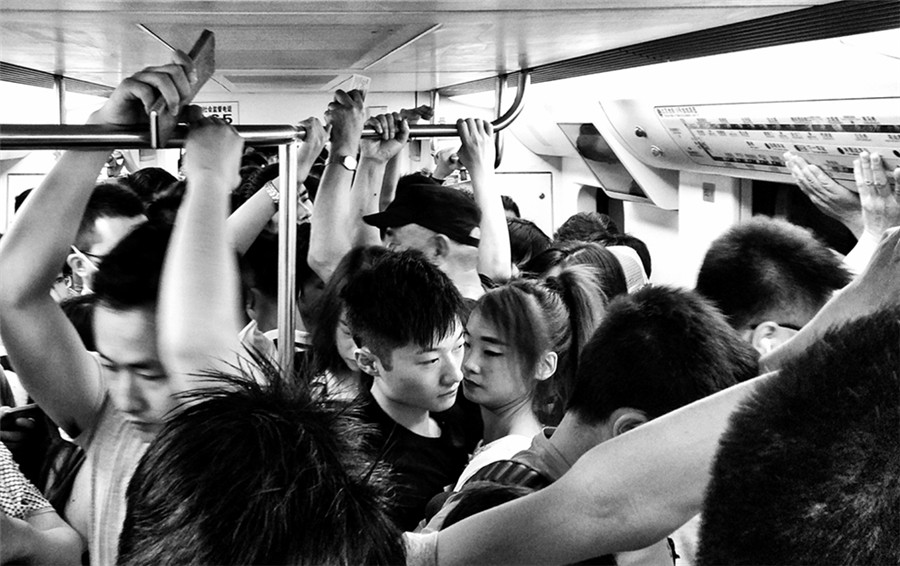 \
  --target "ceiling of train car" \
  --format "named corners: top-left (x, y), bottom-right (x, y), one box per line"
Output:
top-left (0, 0), bottom-right (831, 94)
